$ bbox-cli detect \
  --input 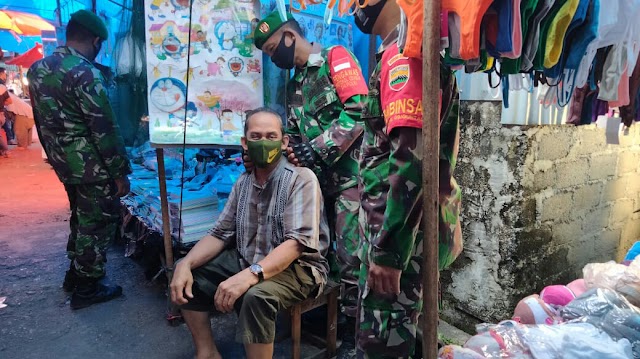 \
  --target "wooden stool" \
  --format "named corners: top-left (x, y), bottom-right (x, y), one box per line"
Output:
top-left (289, 281), bottom-right (340, 359)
